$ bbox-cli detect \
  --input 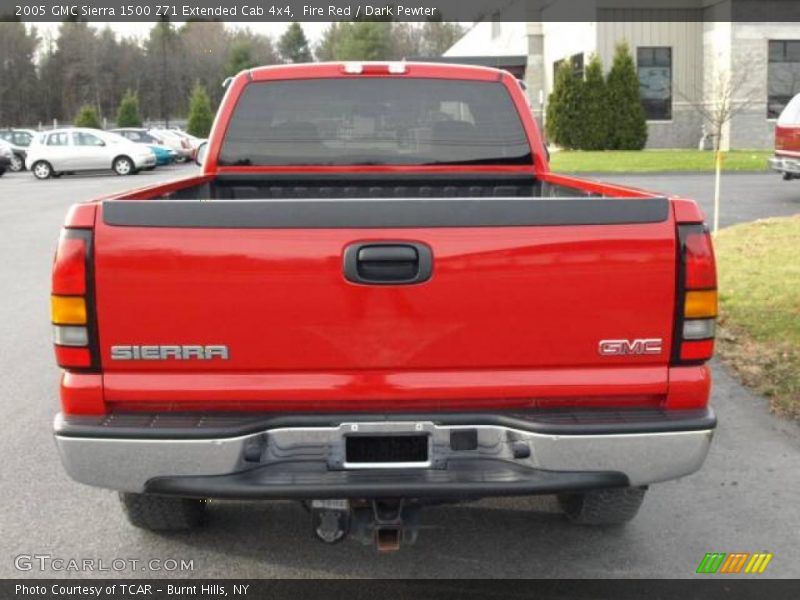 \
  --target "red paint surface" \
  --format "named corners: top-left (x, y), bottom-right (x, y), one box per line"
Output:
top-left (665, 365), bottom-right (711, 410)
top-left (60, 372), bottom-right (104, 415)
top-left (64, 203), bottom-right (97, 228)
